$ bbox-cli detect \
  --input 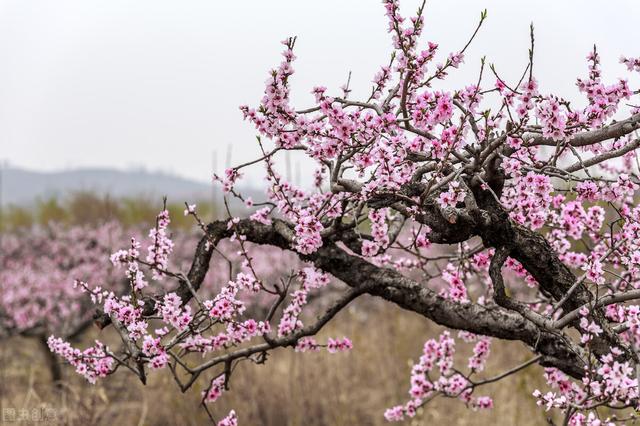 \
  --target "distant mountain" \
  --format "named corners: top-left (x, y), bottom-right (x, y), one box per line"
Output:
top-left (0, 166), bottom-right (213, 205)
